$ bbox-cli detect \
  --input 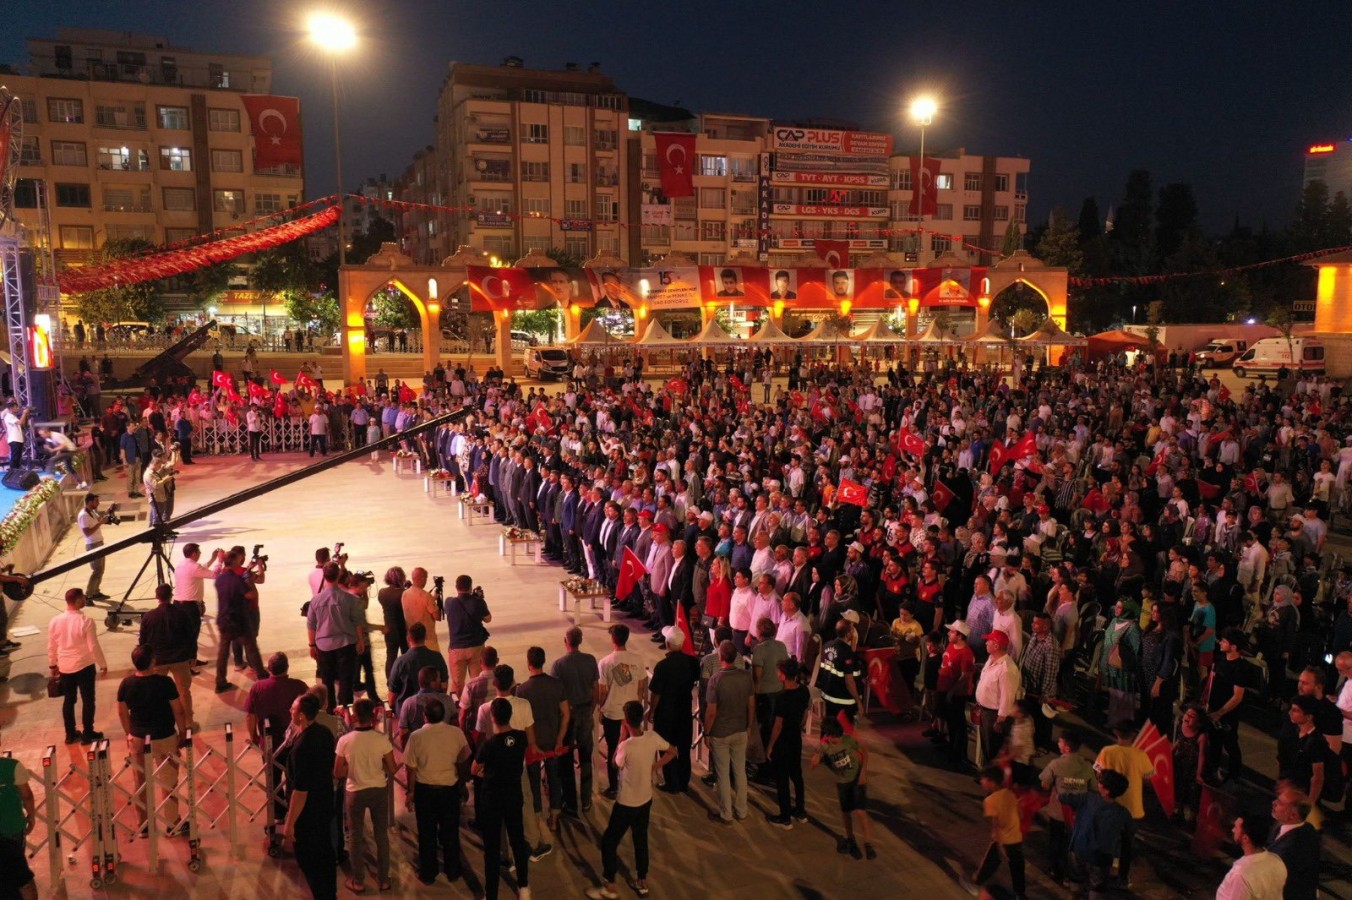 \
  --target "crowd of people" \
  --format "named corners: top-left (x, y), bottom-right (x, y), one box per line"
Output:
top-left (7, 344), bottom-right (1352, 899)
